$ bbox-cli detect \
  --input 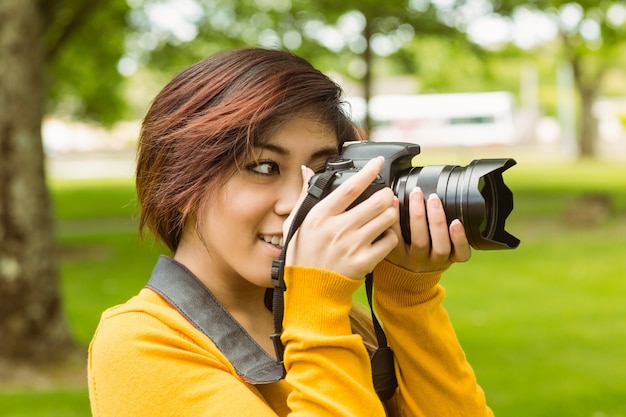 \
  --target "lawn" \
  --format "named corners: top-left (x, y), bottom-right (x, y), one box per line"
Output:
top-left (1, 158), bottom-right (625, 417)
